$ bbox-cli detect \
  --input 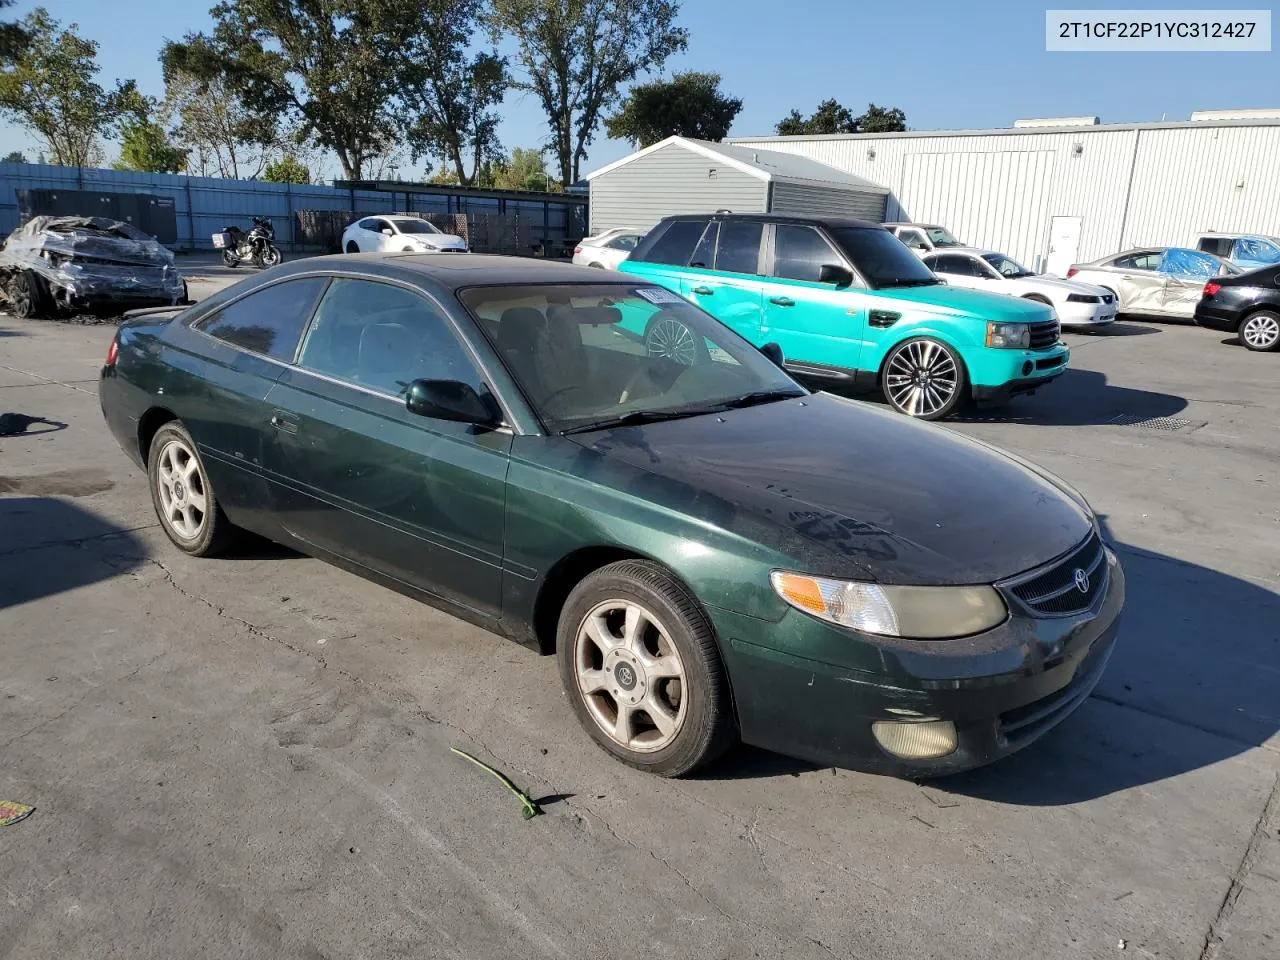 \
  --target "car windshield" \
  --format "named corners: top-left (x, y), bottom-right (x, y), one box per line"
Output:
top-left (459, 283), bottom-right (807, 433)
top-left (391, 219), bottom-right (441, 235)
top-left (982, 253), bottom-right (1034, 278)
top-left (827, 227), bottom-right (941, 288)
top-left (926, 227), bottom-right (961, 247)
